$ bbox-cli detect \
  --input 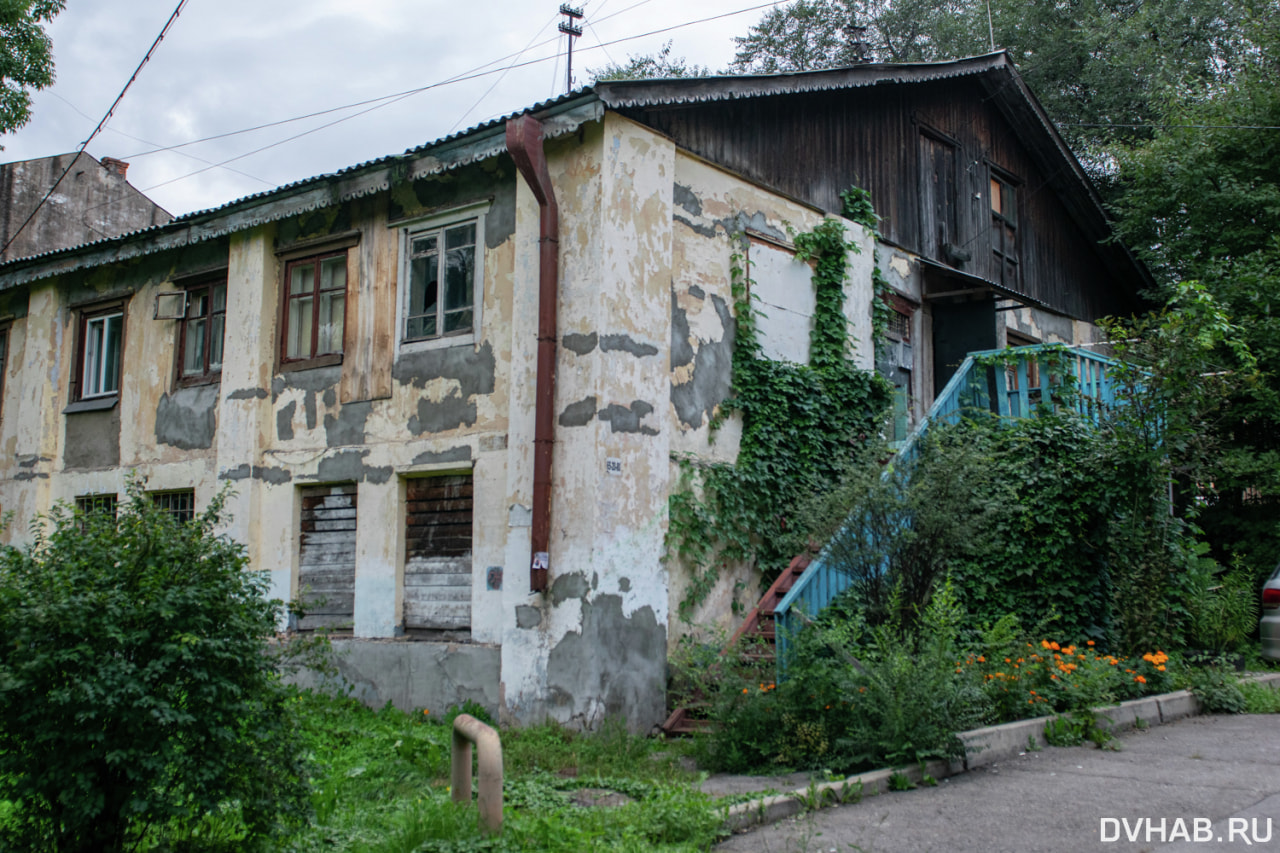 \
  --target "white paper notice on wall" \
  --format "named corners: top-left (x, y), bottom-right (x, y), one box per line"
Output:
top-left (748, 240), bottom-right (816, 364)
top-left (605, 457), bottom-right (623, 476)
